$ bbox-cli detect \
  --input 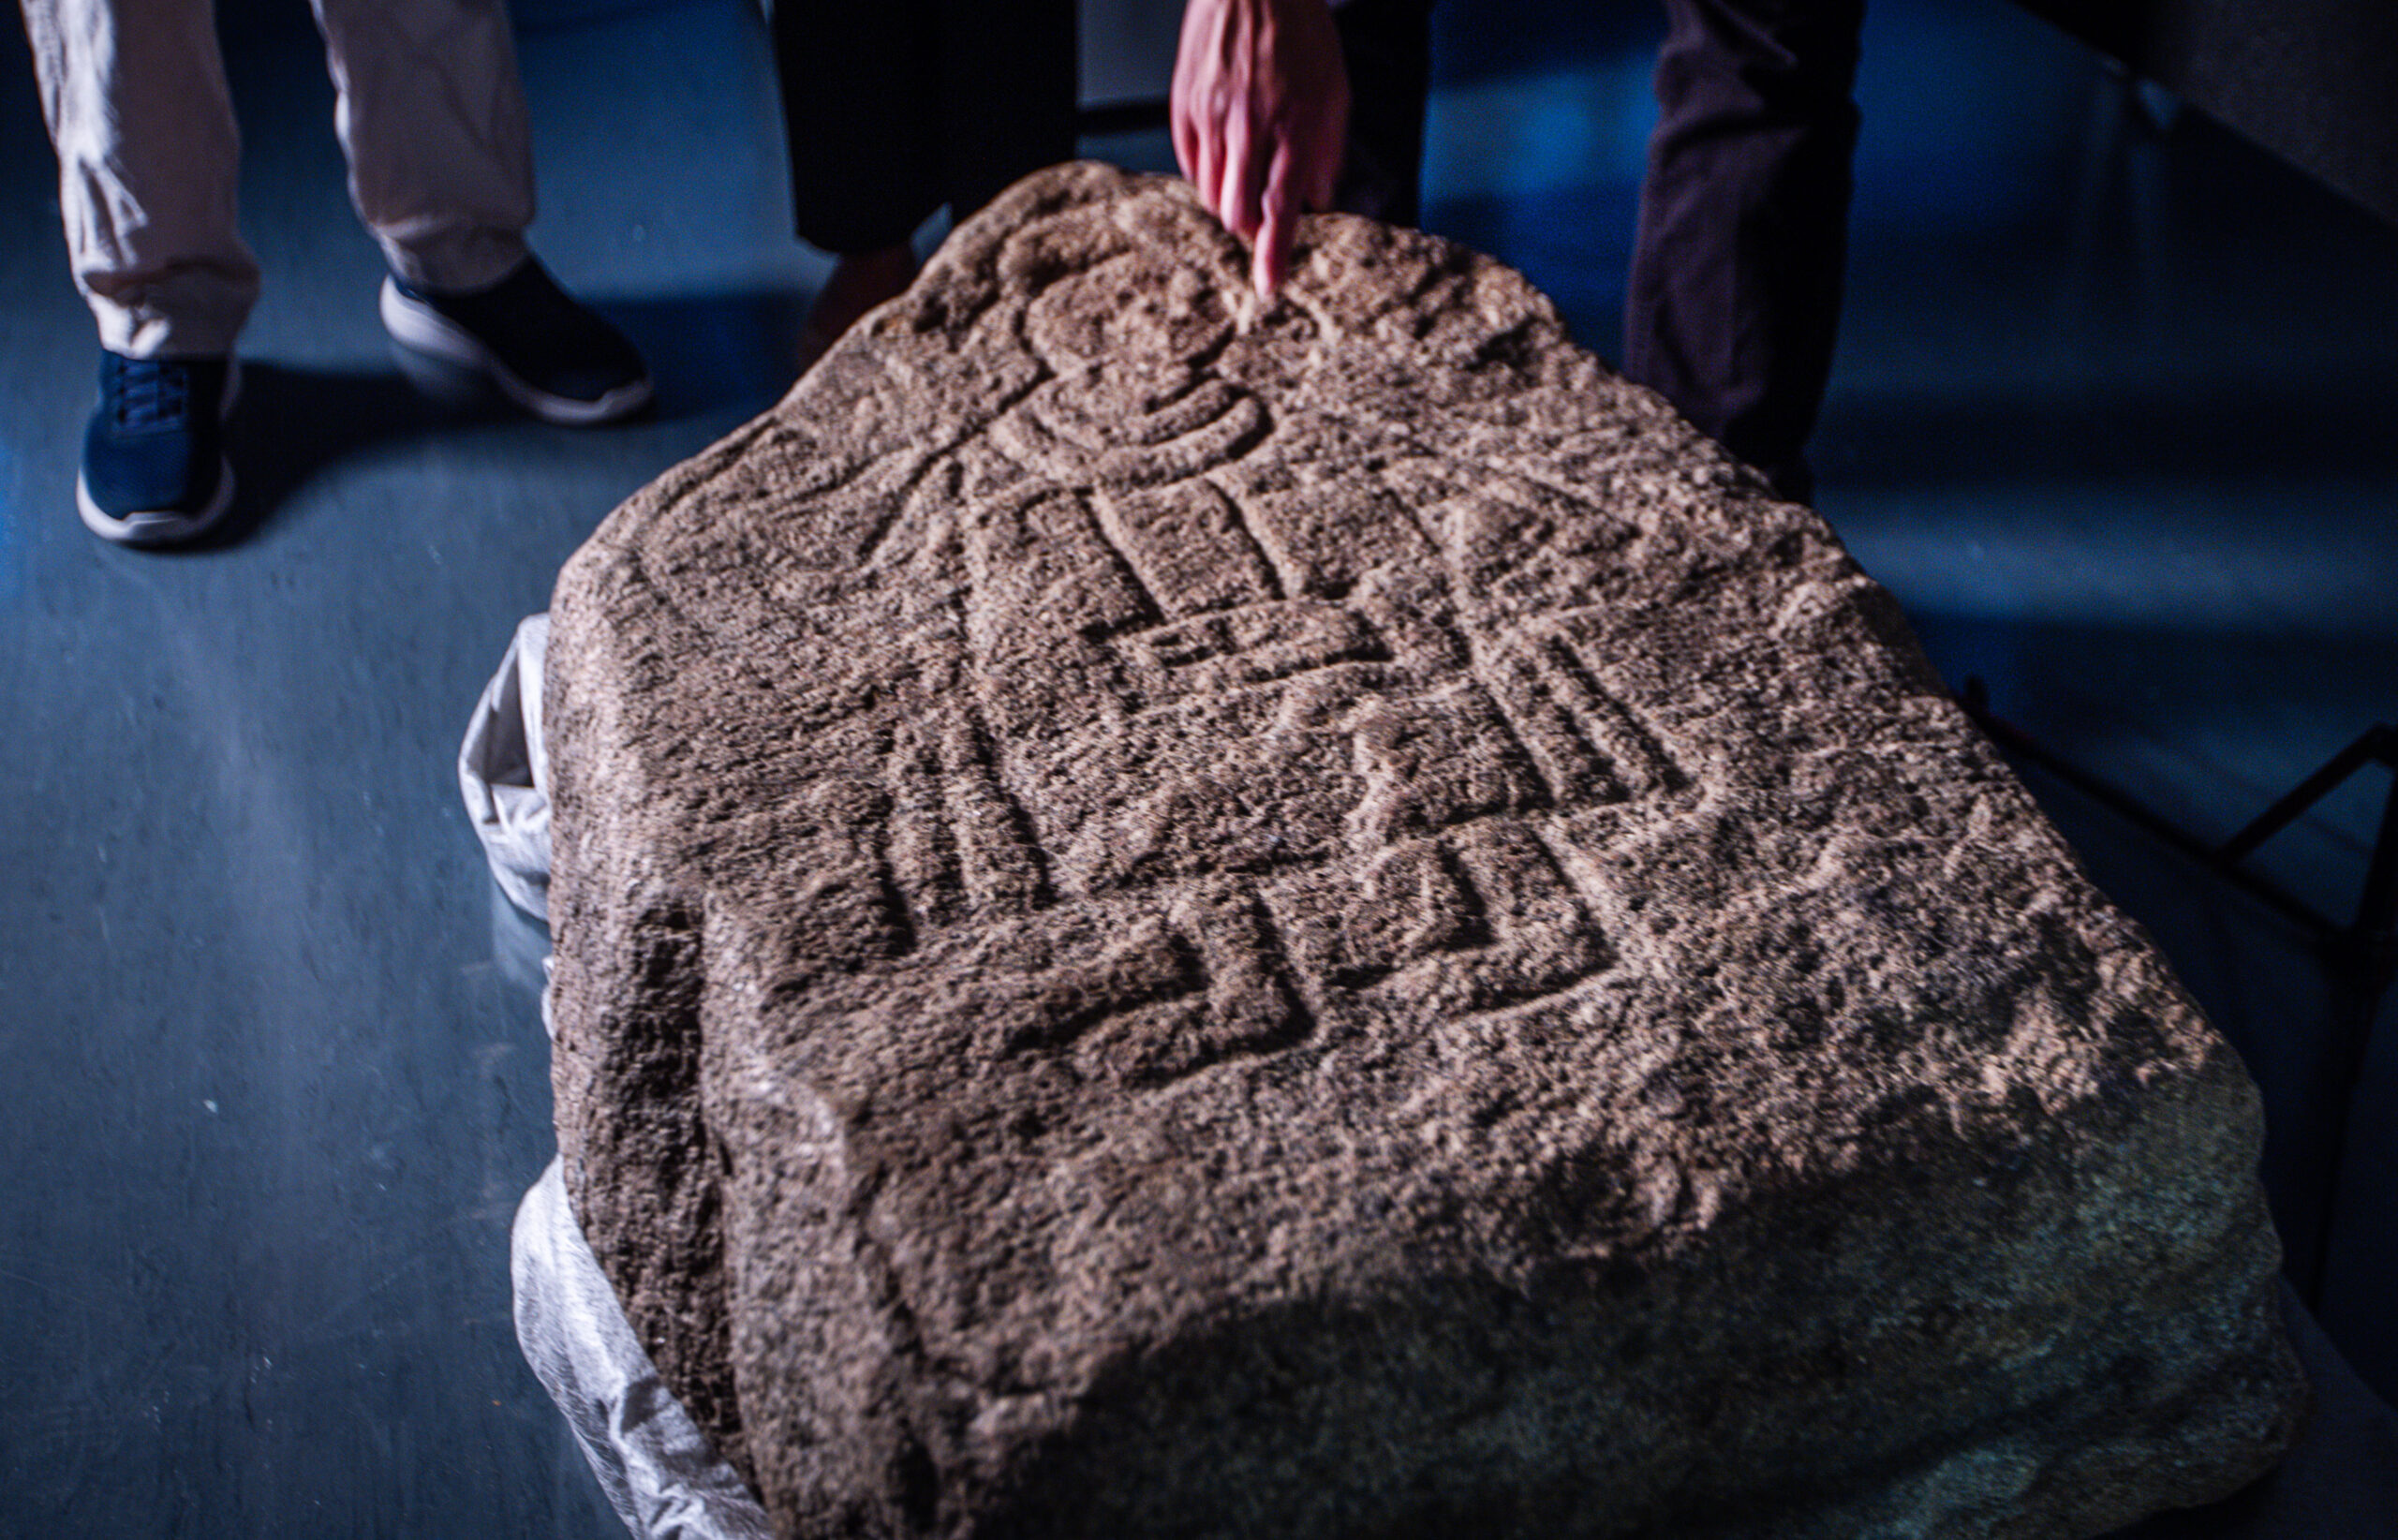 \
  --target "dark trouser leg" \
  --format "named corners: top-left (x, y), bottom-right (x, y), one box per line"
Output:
top-left (1330, 0), bottom-right (1432, 227)
top-left (1625, 0), bottom-right (1864, 502)
top-left (775, 0), bottom-right (942, 253)
top-left (775, 0), bottom-right (1076, 255)
top-left (939, 0), bottom-right (1078, 223)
